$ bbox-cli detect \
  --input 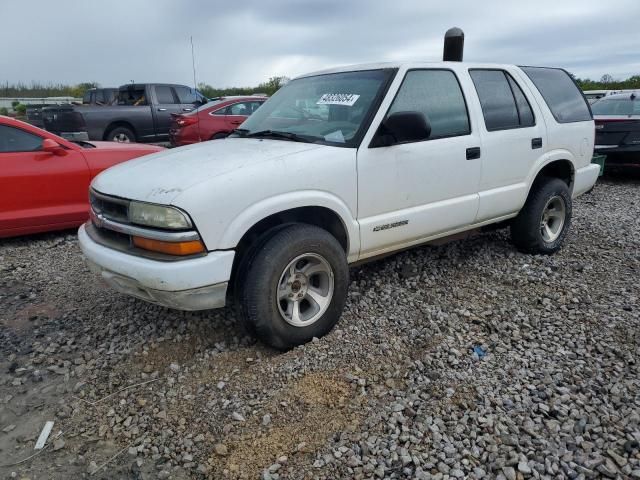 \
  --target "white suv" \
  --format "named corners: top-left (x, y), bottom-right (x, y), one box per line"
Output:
top-left (79, 61), bottom-right (600, 349)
